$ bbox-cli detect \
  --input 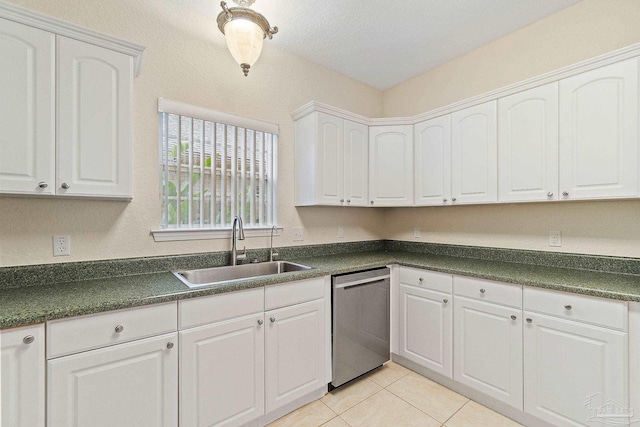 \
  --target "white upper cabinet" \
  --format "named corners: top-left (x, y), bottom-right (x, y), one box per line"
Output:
top-left (369, 125), bottom-right (413, 206)
top-left (0, 19), bottom-right (55, 195)
top-left (498, 83), bottom-right (559, 203)
top-left (56, 37), bottom-right (133, 198)
top-left (294, 112), bottom-right (368, 206)
top-left (414, 115), bottom-right (452, 206)
top-left (0, 8), bottom-right (142, 200)
top-left (451, 101), bottom-right (497, 204)
top-left (559, 59), bottom-right (639, 200)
